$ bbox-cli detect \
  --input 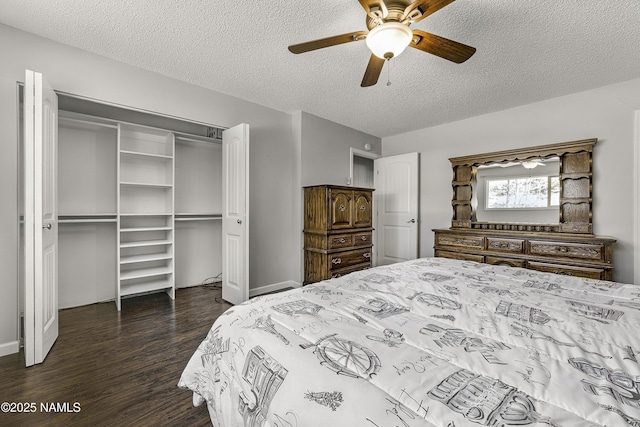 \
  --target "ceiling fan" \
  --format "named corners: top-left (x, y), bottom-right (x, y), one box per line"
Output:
top-left (288, 0), bottom-right (476, 87)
